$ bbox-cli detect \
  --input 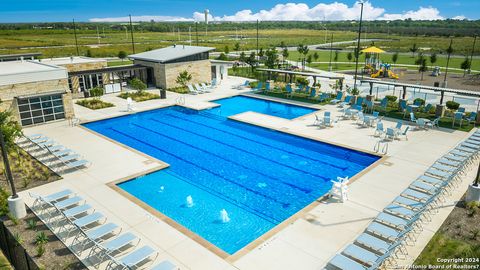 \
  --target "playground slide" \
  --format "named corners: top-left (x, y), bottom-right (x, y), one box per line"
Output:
top-left (371, 70), bottom-right (382, 78)
top-left (388, 70), bottom-right (399, 79)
